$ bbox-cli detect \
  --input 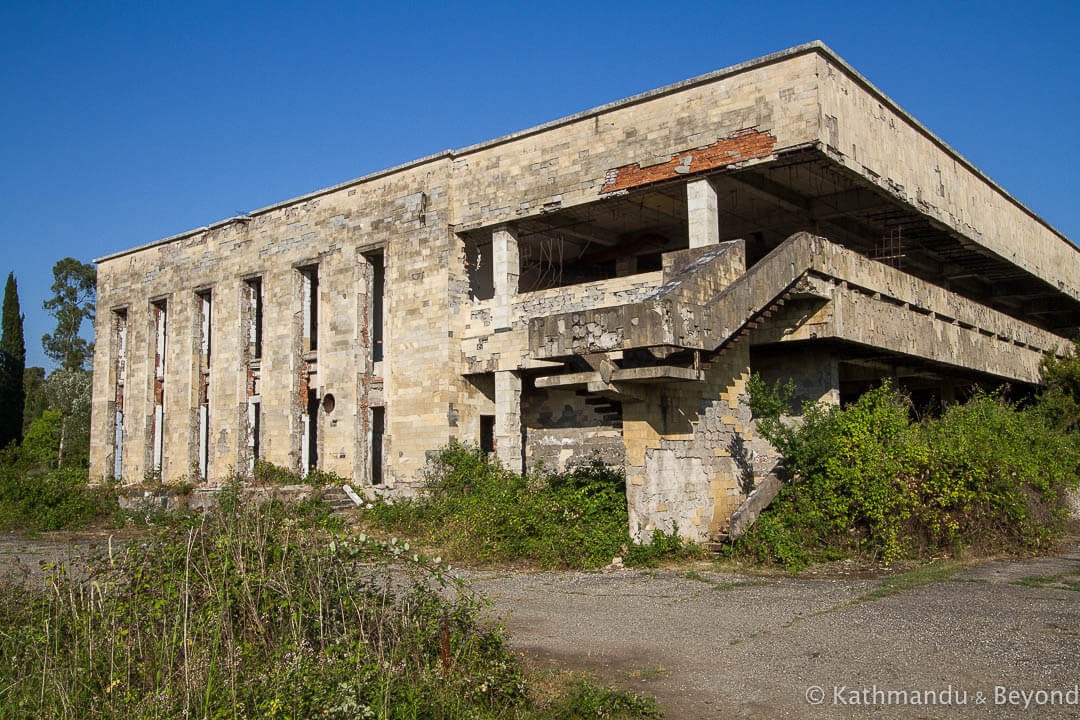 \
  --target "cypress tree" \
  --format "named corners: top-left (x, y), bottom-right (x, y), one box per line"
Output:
top-left (0, 273), bottom-right (26, 447)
